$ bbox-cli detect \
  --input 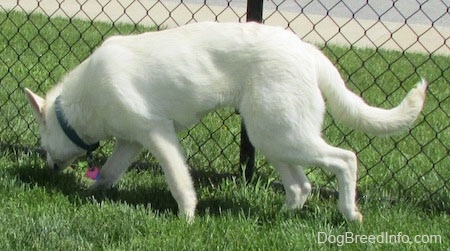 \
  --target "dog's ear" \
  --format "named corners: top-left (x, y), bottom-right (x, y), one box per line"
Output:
top-left (24, 88), bottom-right (45, 123)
